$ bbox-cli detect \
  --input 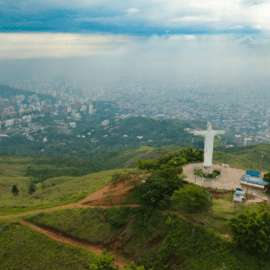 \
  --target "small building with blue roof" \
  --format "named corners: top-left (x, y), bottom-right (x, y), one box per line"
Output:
top-left (241, 170), bottom-right (269, 190)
